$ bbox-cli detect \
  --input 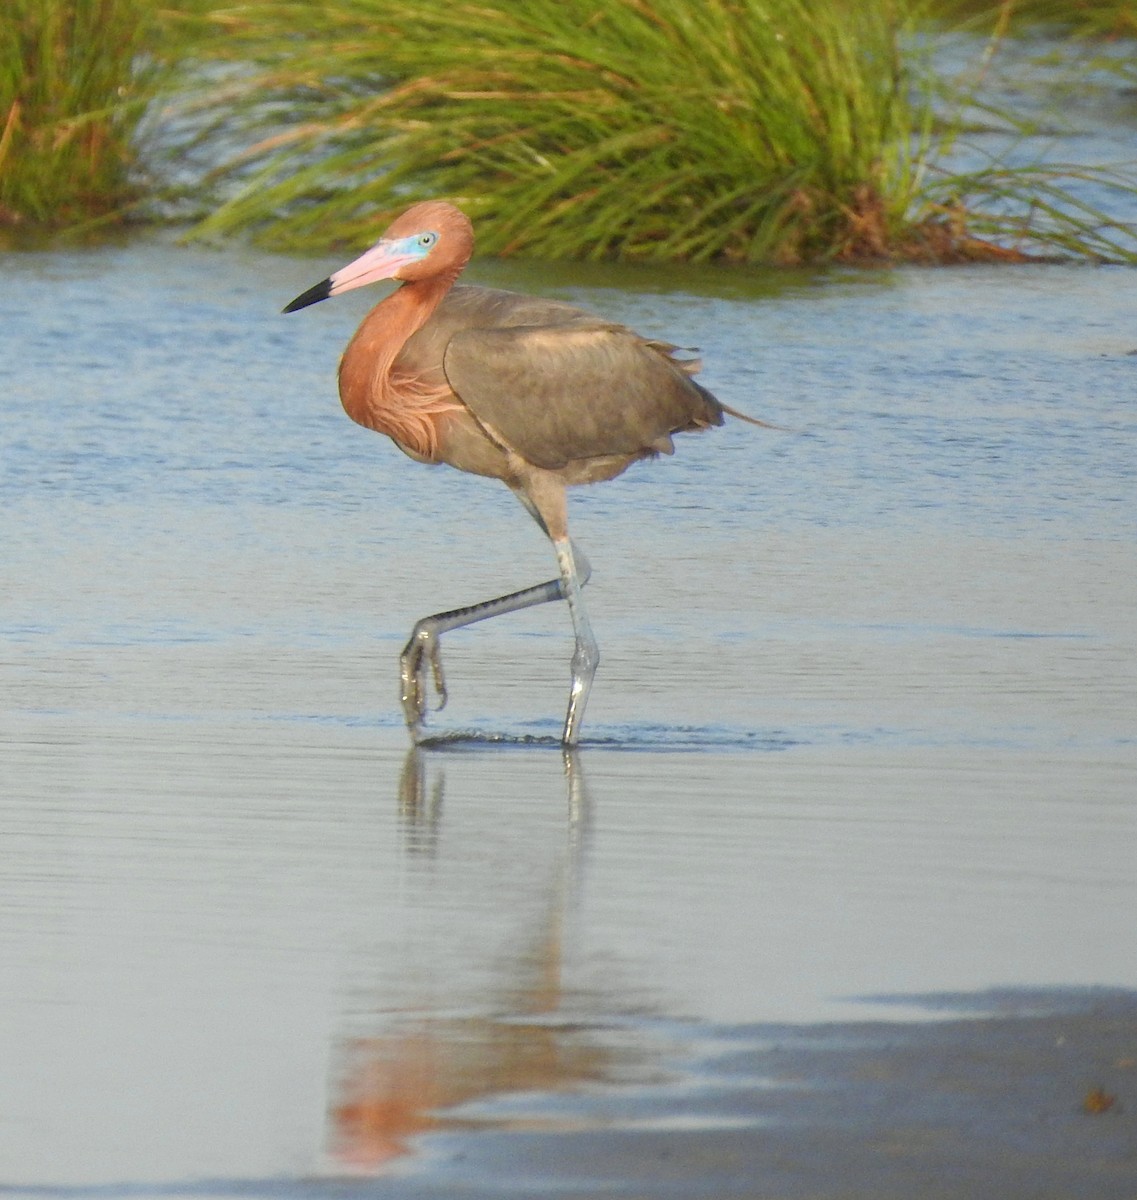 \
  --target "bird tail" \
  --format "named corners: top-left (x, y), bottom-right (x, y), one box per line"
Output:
top-left (720, 401), bottom-right (786, 431)
top-left (680, 353), bottom-right (787, 432)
